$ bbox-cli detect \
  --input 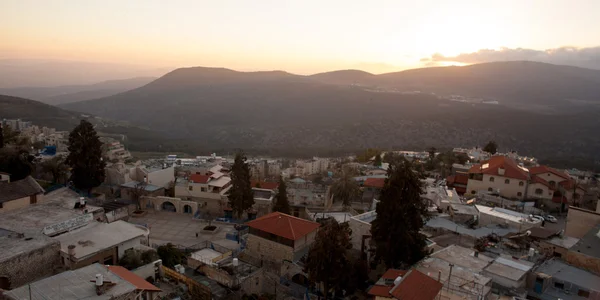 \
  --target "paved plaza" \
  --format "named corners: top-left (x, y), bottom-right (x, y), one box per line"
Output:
top-left (130, 211), bottom-right (237, 247)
